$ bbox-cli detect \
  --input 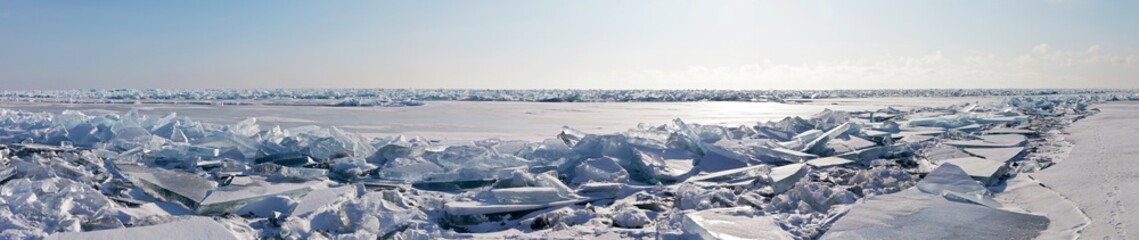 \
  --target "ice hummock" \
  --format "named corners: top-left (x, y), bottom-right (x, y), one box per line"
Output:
top-left (0, 91), bottom-right (1122, 239)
